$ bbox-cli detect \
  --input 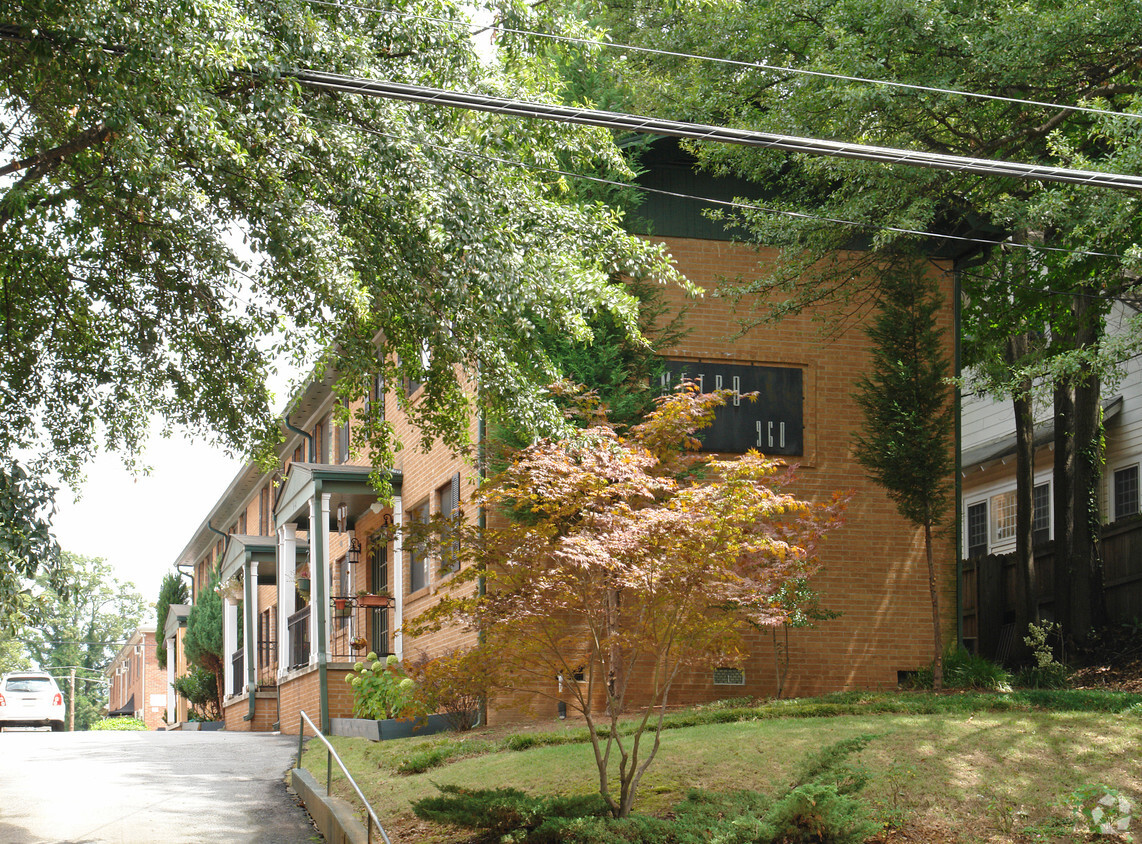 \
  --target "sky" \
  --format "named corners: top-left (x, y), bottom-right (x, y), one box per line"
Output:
top-left (51, 432), bottom-right (243, 622)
